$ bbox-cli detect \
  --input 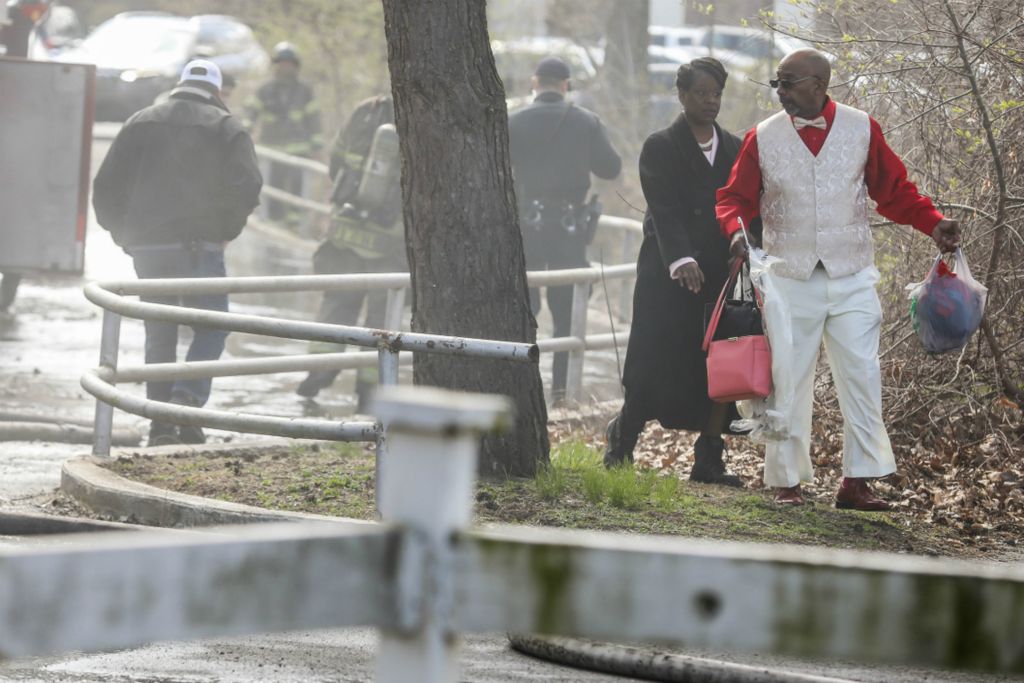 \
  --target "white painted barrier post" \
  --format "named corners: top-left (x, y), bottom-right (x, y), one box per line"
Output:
top-left (384, 287), bottom-right (406, 331)
top-left (618, 230), bottom-right (636, 323)
top-left (373, 386), bottom-right (513, 683)
top-left (374, 347), bottom-right (401, 515)
top-left (565, 281), bottom-right (590, 403)
top-left (91, 309), bottom-right (121, 457)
